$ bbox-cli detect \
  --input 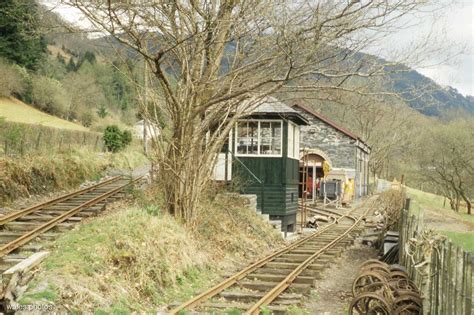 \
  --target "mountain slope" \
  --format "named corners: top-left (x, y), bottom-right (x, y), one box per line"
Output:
top-left (388, 68), bottom-right (474, 116)
top-left (52, 32), bottom-right (474, 118)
